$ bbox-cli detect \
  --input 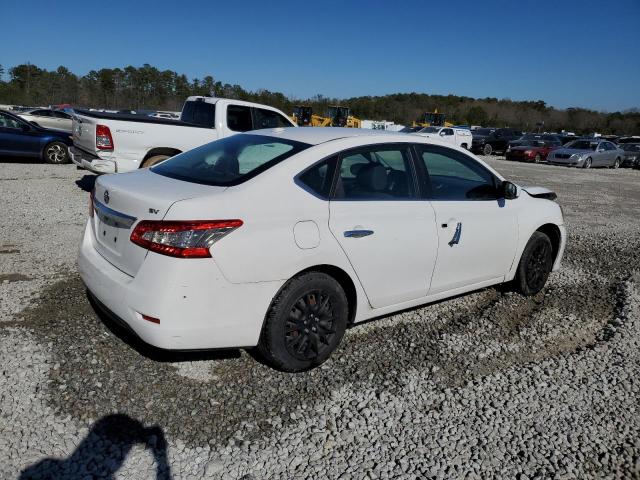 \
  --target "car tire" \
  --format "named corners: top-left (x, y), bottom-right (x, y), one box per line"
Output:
top-left (612, 157), bottom-right (620, 169)
top-left (43, 141), bottom-right (70, 164)
top-left (257, 272), bottom-right (349, 372)
top-left (483, 144), bottom-right (493, 156)
top-left (141, 155), bottom-right (170, 168)
top-left (583, 157), bottom-right (592, 169)
top-left (513, 232), bottom-right (554, 296)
